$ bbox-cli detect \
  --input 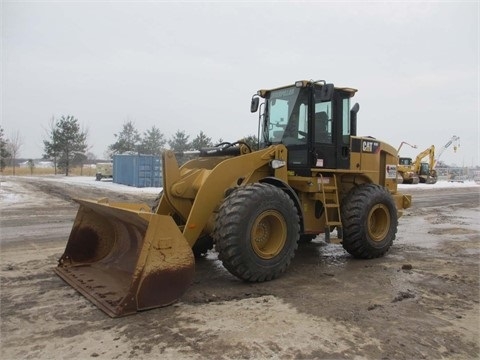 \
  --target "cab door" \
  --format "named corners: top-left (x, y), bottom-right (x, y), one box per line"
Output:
top-left (312, 96), bottom-right (336, 169)
top-left (336, 95), bottom-right (352, 169)
top-left (312, 91), bottom-right (351, 170)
